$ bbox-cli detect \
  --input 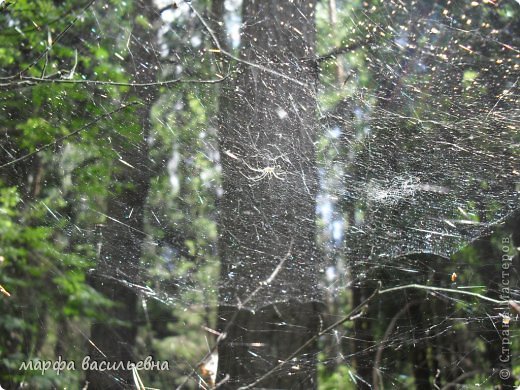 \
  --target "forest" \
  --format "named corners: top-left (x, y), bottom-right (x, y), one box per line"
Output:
top-left (0, 0), bottom-right (519, 388)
